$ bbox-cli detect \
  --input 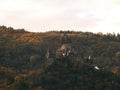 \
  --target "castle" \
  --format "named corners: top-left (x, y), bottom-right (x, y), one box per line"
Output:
top-left (56, 33), bottom-right (74, 59)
